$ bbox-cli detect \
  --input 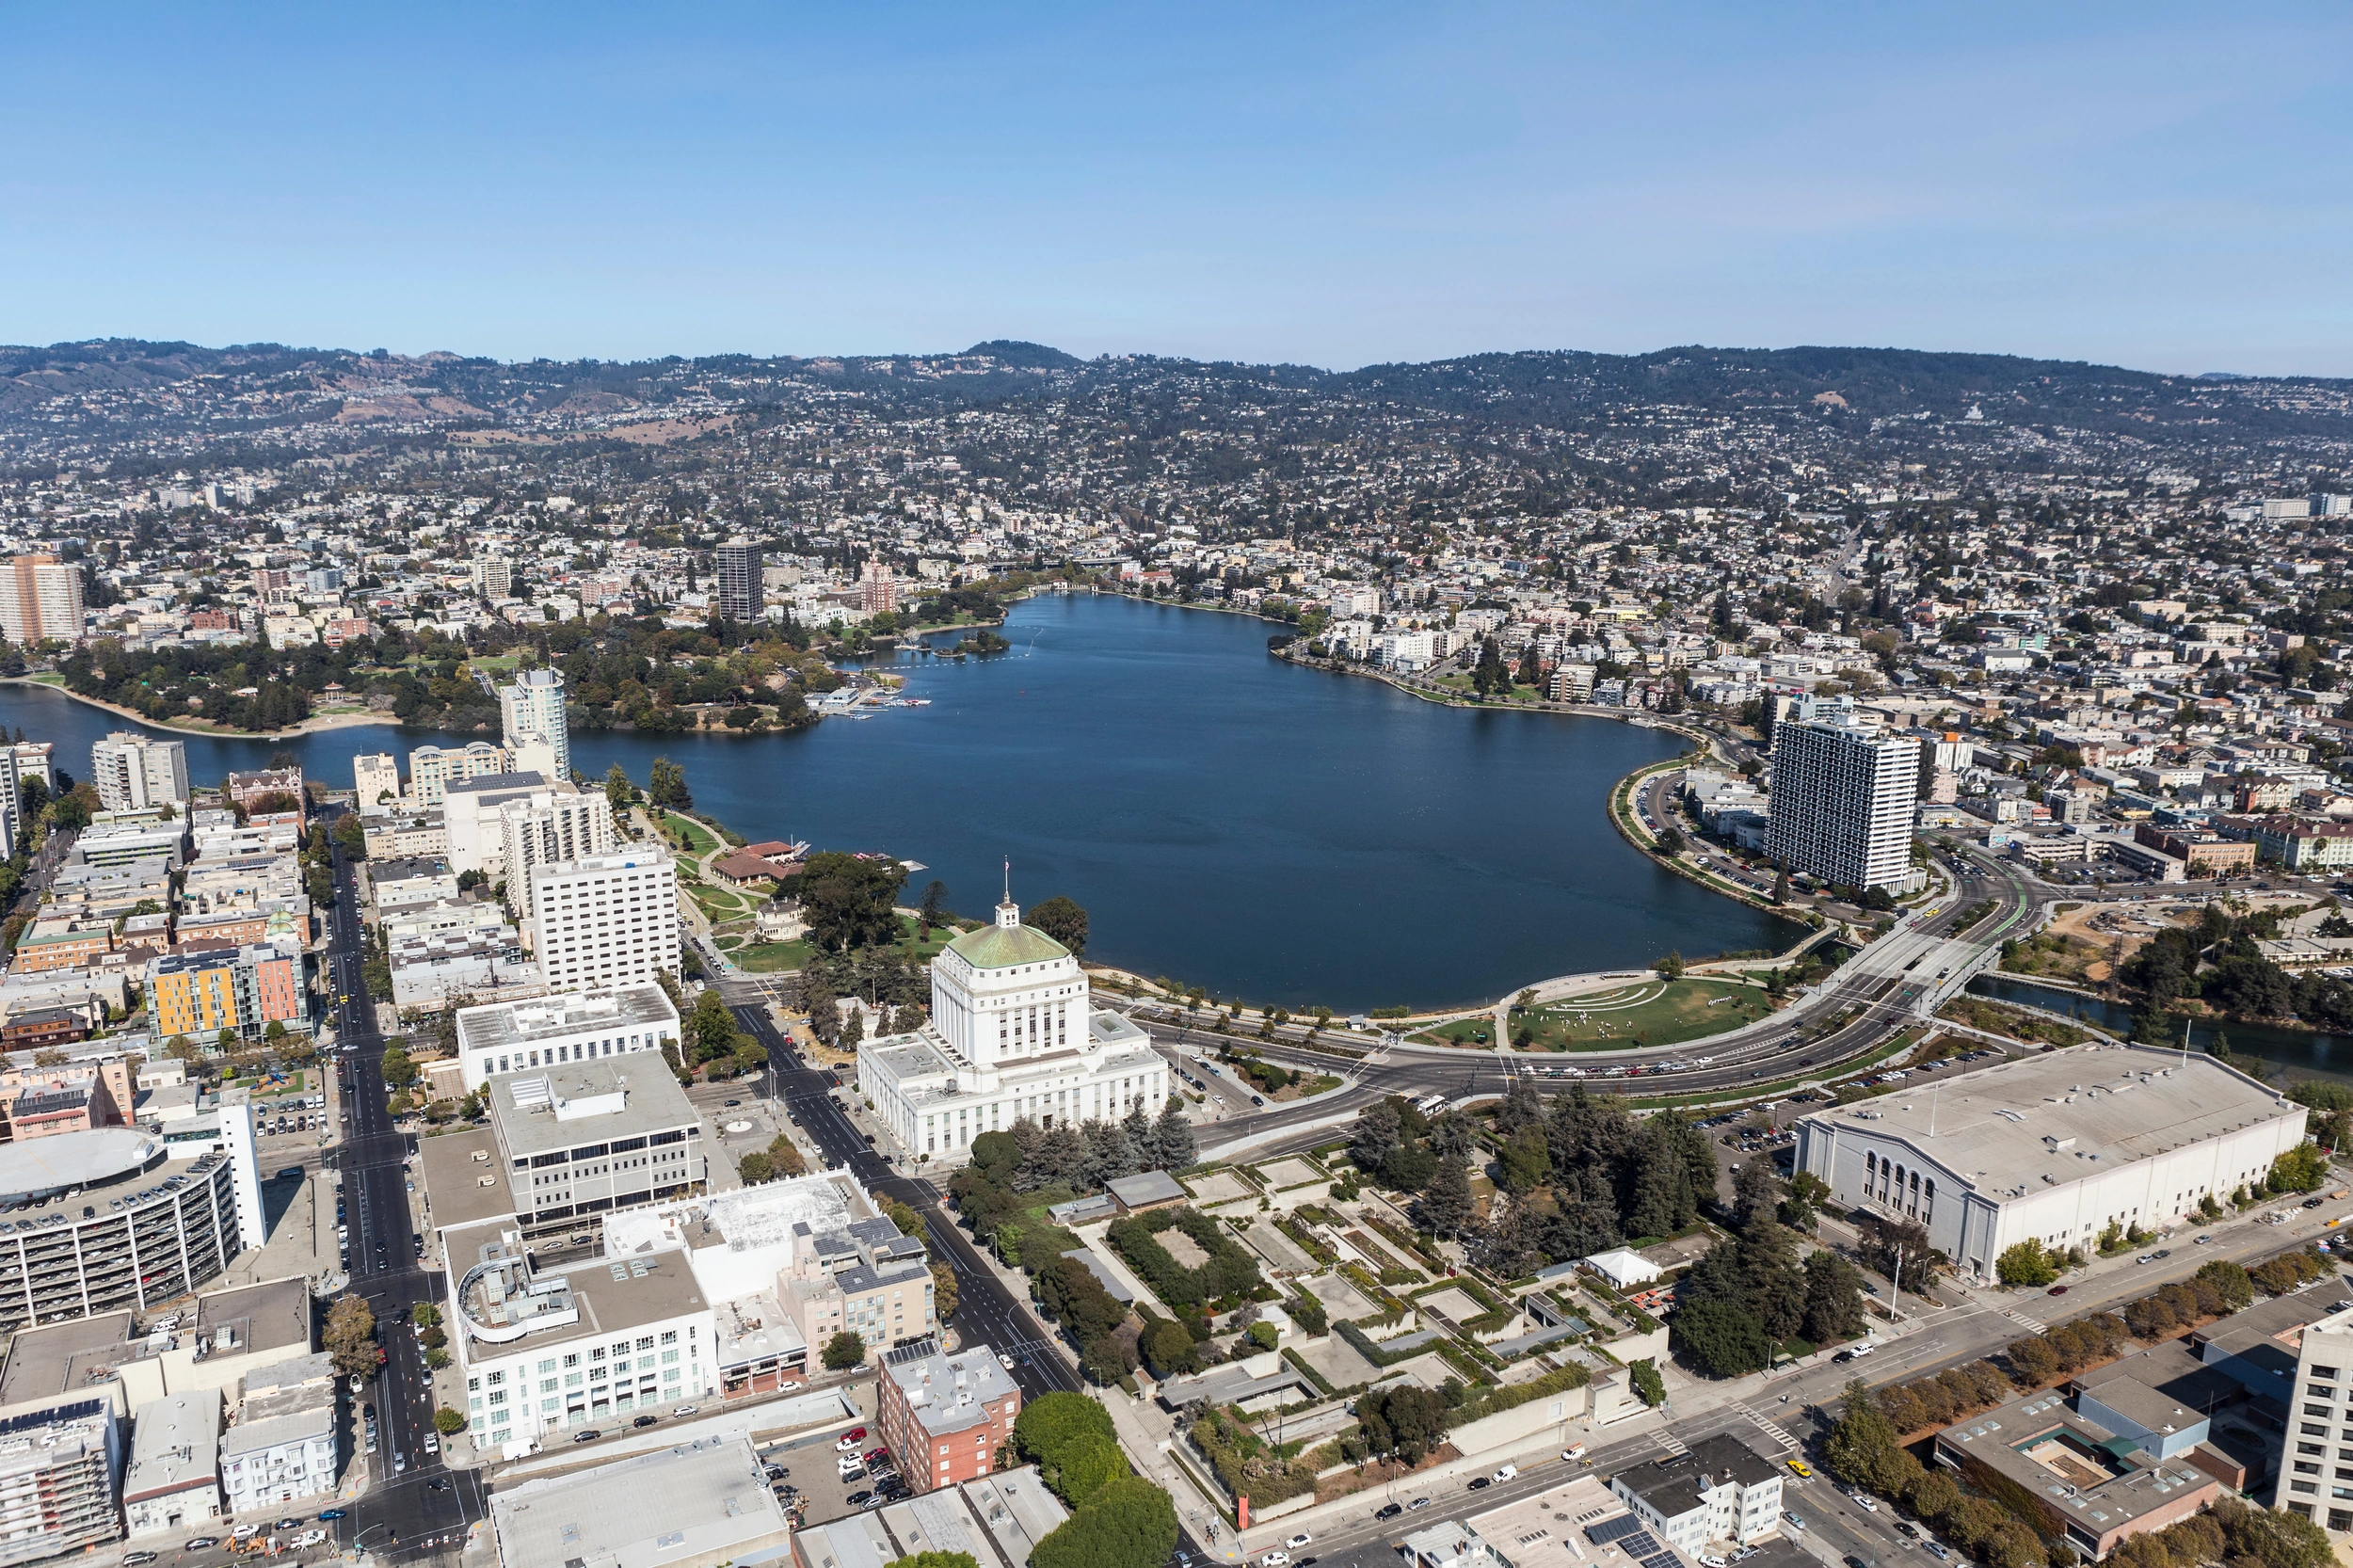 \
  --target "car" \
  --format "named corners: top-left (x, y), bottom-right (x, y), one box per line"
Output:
top-left (1783, 1513), bottom-right (1807, 1532)
top-left (2308, 1197), bottom-right (2328, 1209)
top-left (431, 1477), bottom-right (454, 1491)
top-left (573, 1430), bottom-right (602, 1443)
top-left (1287, 1534), bottom-right (1314, 1549)
top-left (847, 1491), bottom-right (874, 1508)
top-left (725, 1099), bottom-right (742, 1107)
top-left (766, 1463), bottom-right (790, 1479)
top-left (672, 1403), bottom-right (700, 1417)
top-left (185, 1540), bottom-right (220, 1553)
top-left (1897, 1523), bottom-right (1922, 1540)
top-left (1832, 1350), bottom-right (1855, 1364)
top-left (1261, 1555), bottom-right (1289, 1568)
top-left (865, 1448), bottom-right (890, 1466)
top-left (275, 1518), bottom-right (303, 1531)
top-left (1698, 1556), bottom-right (1728, 1567)
top-left (636, 1415), bottom-right (663, 1429)
top-left (837, 1435), bottom-right (862, 1452)
top-left (123, 1554), bottom-right (160, 1566)
top-left (2137, 1254), bottom-right (2155, 1265)
top-left (2153, 1248), bottom-right (2171, 1259)
top-left (1408, 1497), bottom-right (1433, 1511)
top-left (2196, 1234), bottom-right (2213, 1244)
top-left (318, 1510), bottom-right (346, 1521)
top-left (2047, 1285), bottom-right (2069, 1296)
top-left (1562, 1443), bottom-right (1589, 1462)
top-left (1467, 1477), bottom-right (1492, 1491)
top-left (293, 1530), bottom-right (328, 1549)
top-left (277, 1167), bottom-right (303, 1182)
top-left (424, 1432), bottom-right (440, 1453)
top-left (392, 1452), bottom-right (408, 1473)
top-left (1376, 1504), bottom-right (1405, 1521)
top-left (1000, 1353), bottom-right (1016, 1369)
top-left (1787, 1459), bottom-right (1811, 1477)
top-left (1846, 1557), bottom-right (1873, 1568)
top-left (1852, 1493), bottom-right (1879, 1513)
top-left (1929, 1544), bottom-right (1951, 1560)
top-left (1492, 1465), bottom-right (1517, 1483)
